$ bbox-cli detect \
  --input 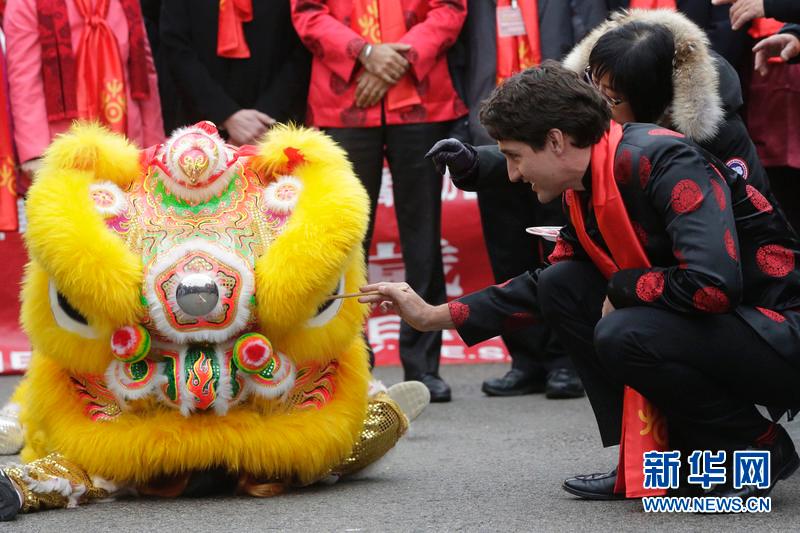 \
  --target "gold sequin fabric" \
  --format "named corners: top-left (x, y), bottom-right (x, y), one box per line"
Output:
top-left (332, 393), bottom-right (408, 477)
top-left (4, 454), bottom-right (109, 512)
